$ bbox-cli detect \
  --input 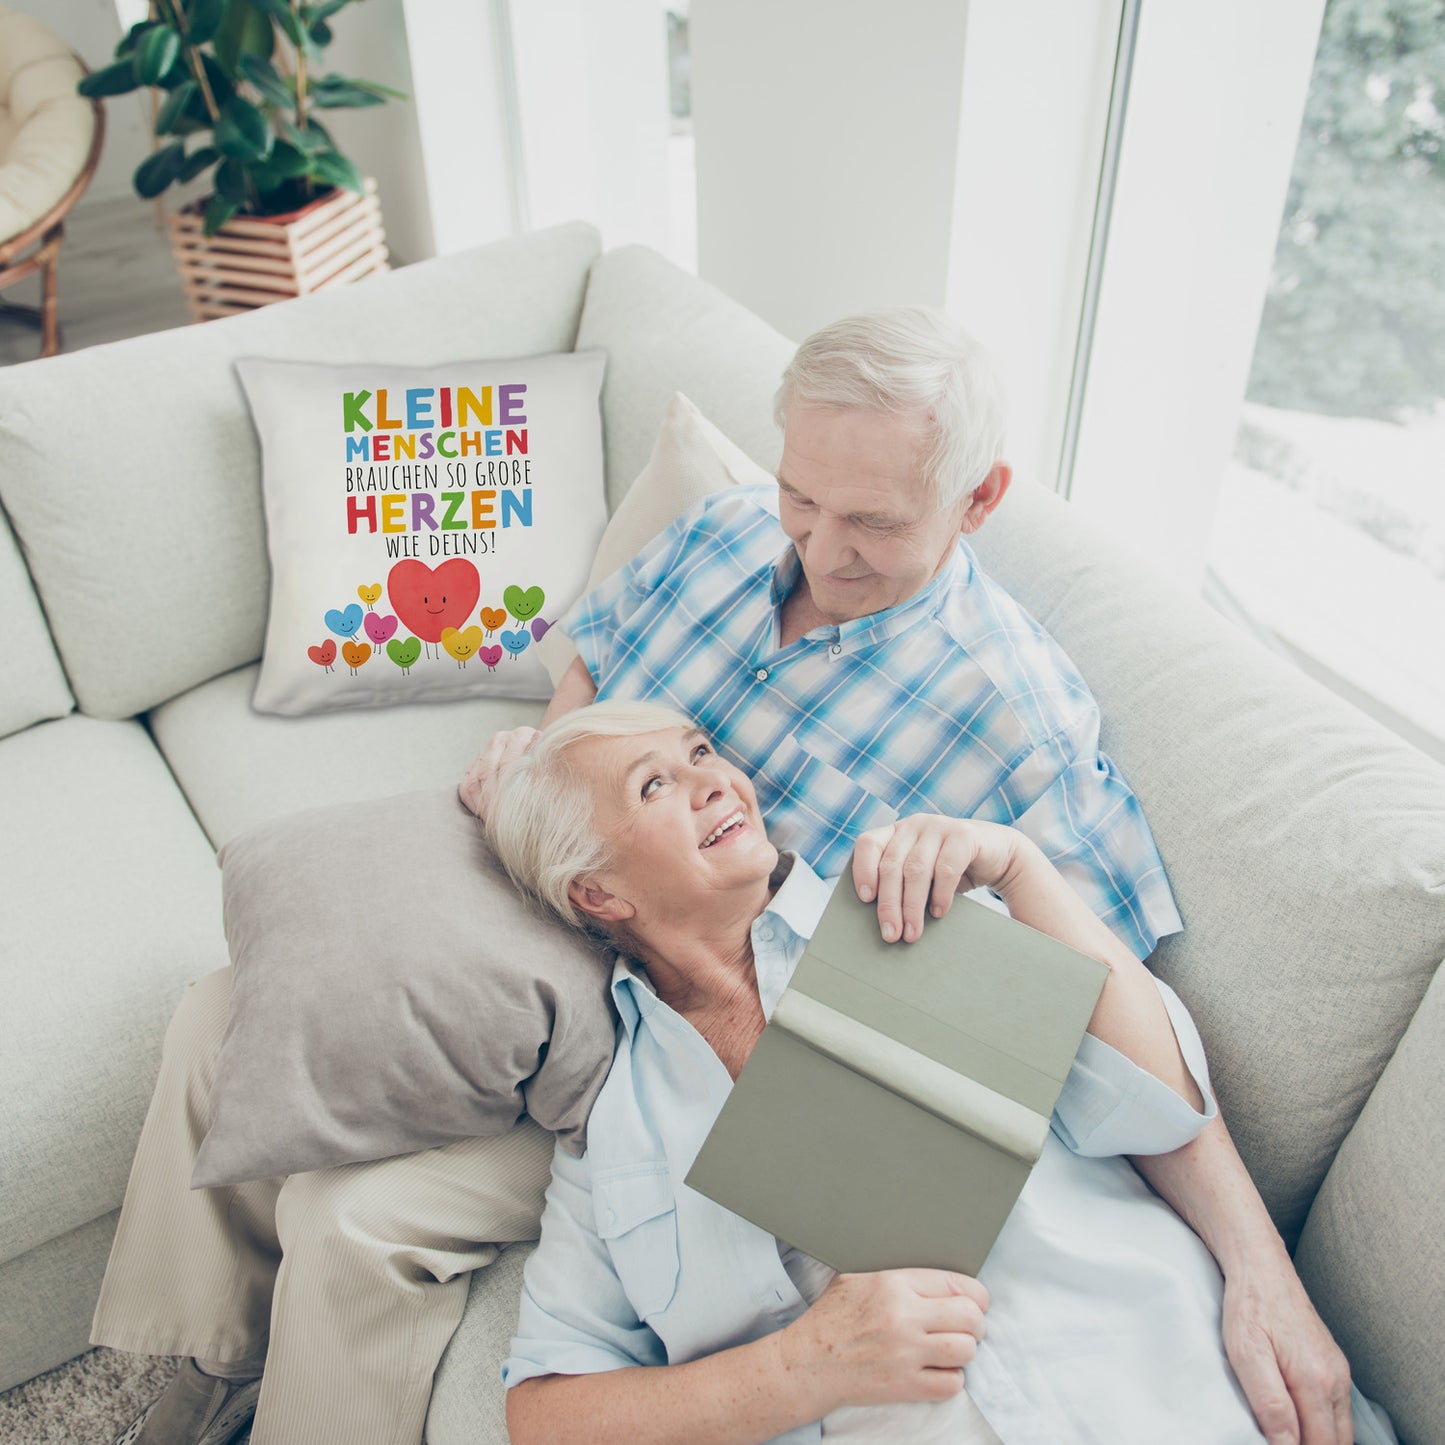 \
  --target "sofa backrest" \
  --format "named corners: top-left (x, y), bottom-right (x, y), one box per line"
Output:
top-left (0, 499), bottom-right (71, 737)
top-left (0, 222), bottom-right (602, 721)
